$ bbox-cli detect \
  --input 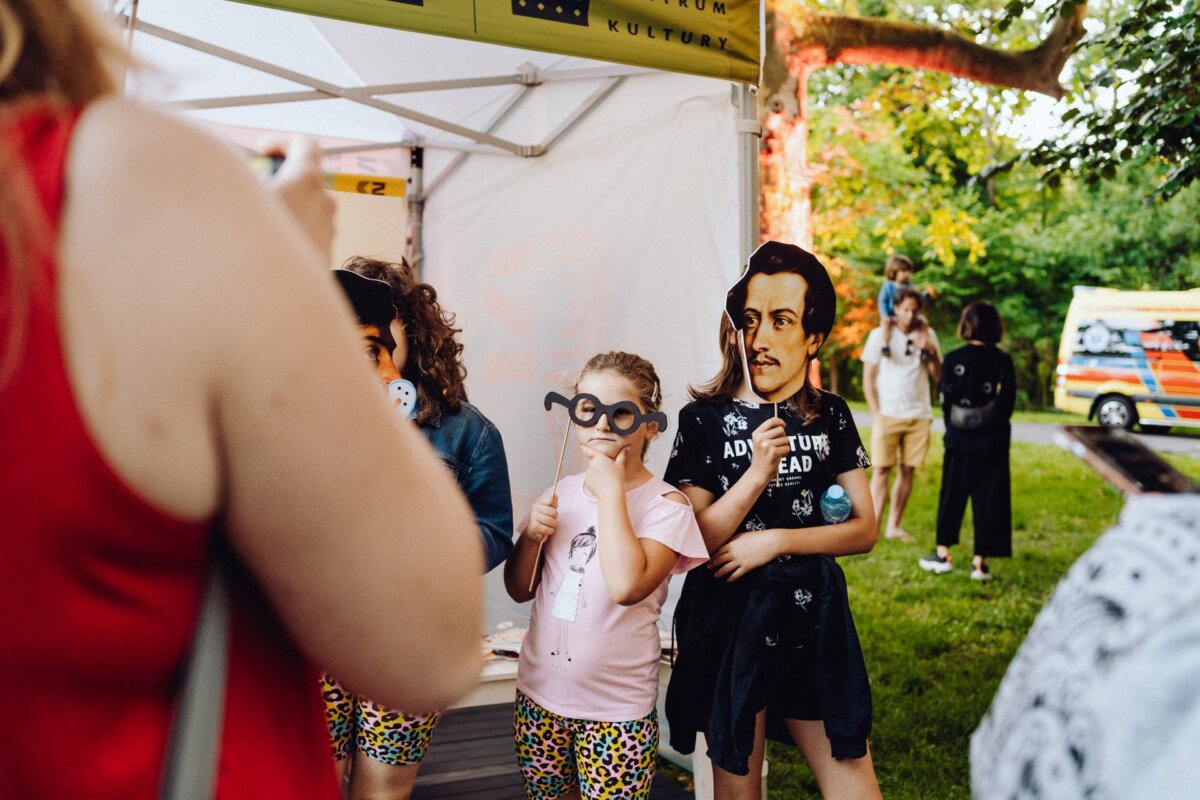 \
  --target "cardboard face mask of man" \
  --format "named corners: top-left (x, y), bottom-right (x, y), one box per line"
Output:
top-left (724, 241), bottom-right (837, 403)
